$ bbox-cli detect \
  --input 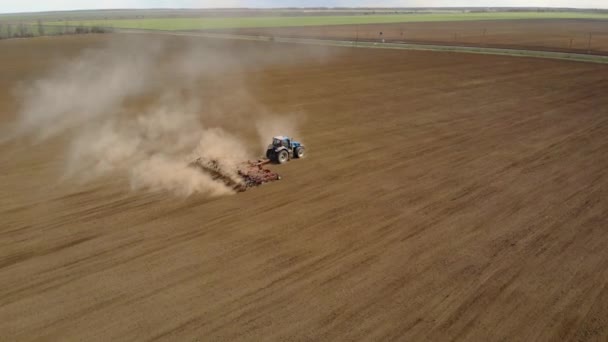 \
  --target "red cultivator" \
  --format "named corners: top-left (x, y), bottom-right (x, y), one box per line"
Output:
top-left (190, 158), bottom-right (280, 193)
top-left (238, 159), bottom-right (281, 189)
